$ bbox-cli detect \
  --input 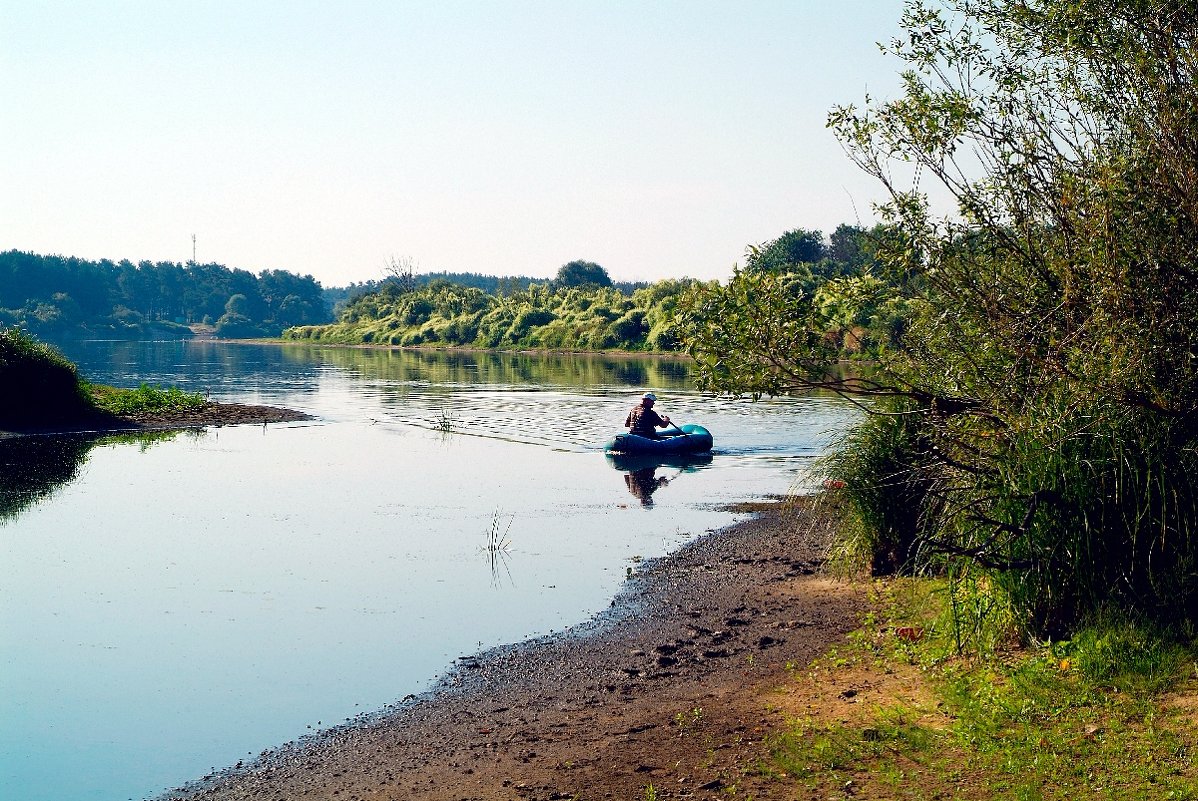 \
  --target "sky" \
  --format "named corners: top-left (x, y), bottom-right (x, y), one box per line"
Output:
top-left (1, 1), bottom-right (914, 288)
